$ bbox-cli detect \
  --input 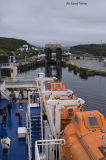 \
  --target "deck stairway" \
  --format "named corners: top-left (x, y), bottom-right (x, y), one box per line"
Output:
top-left (30, 107), bottom-right (42, 159)
top-left (0, 82), bottom-right (11, 100)
top-left (27, 103), bottom-right (42, 160)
